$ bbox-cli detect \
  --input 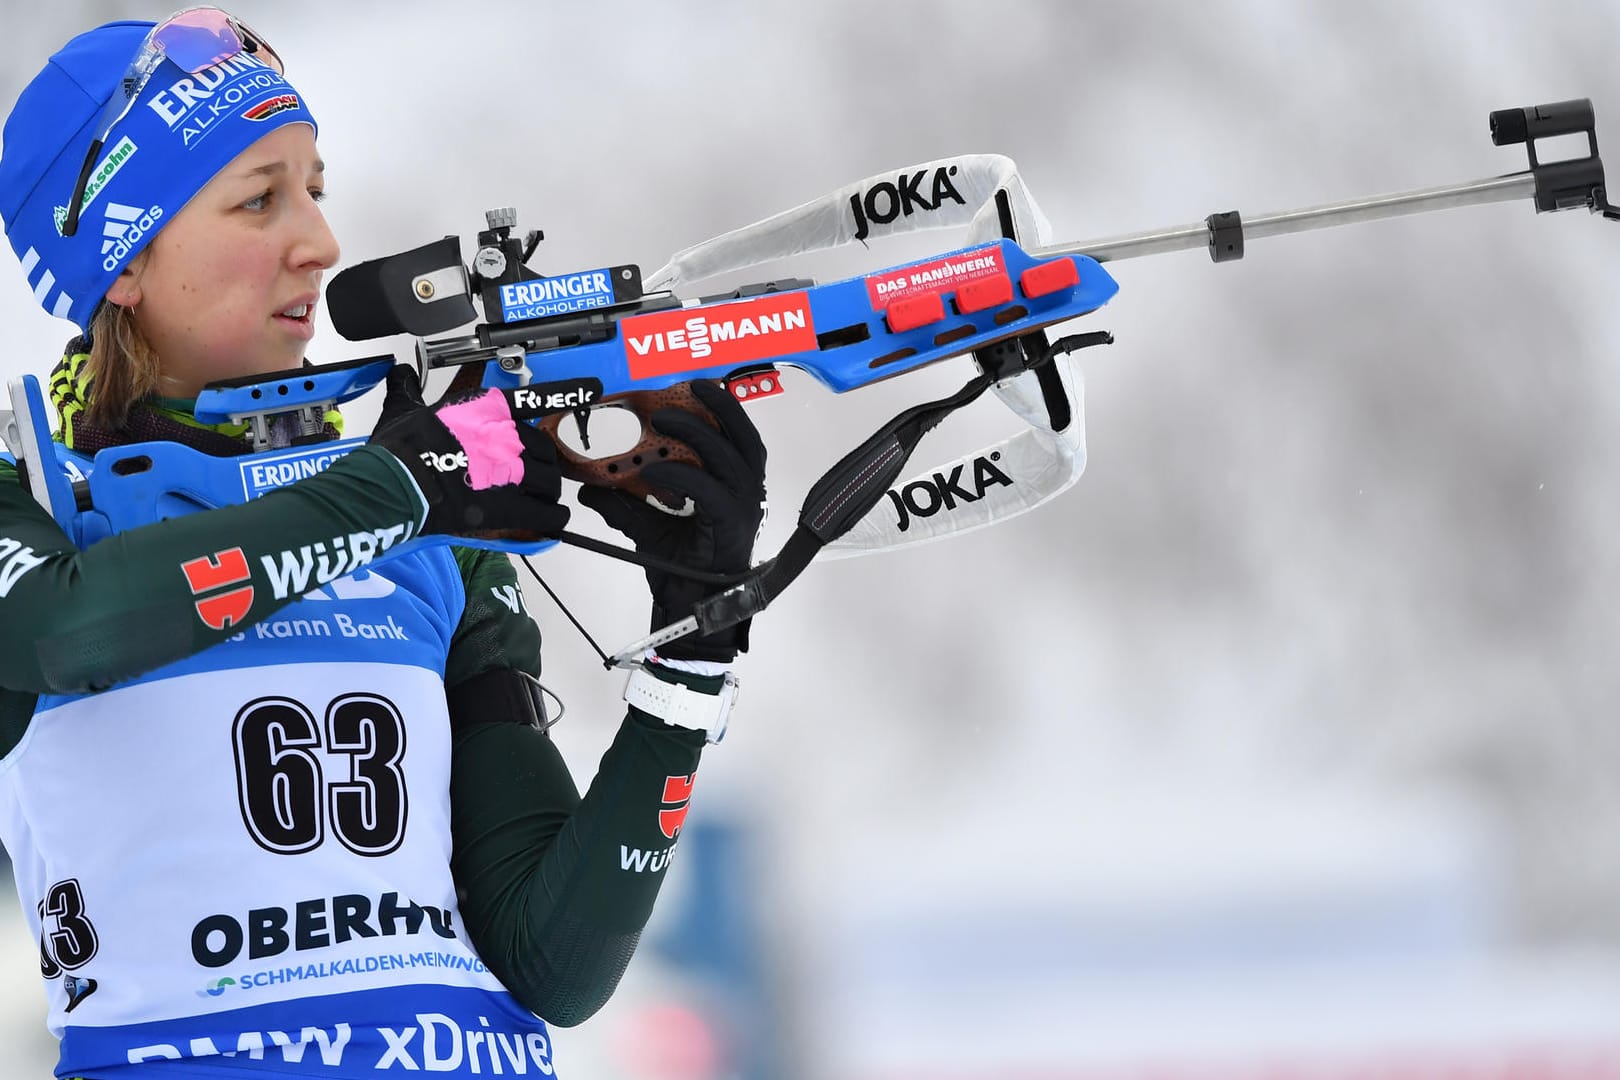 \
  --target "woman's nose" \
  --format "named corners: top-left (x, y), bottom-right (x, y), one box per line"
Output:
top-left (291, 193), bottom-right (341, 271)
